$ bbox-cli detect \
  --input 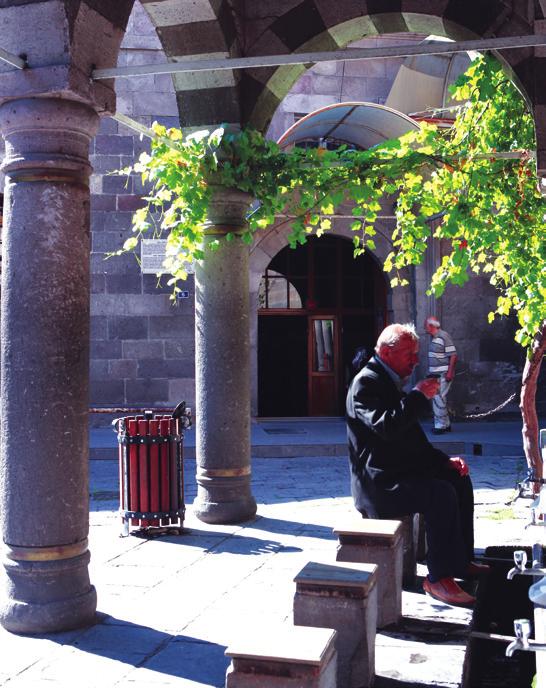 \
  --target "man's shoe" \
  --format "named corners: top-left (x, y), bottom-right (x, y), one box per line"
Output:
top-left (432, 426), bottom-right (451, 435)
top-left (465, 561), bottom-right (491, 578)
top-left (423, 576), bottom-right (476, 607)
